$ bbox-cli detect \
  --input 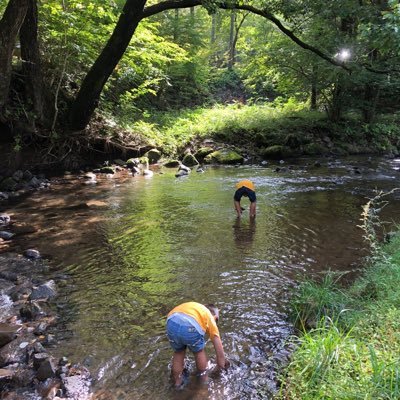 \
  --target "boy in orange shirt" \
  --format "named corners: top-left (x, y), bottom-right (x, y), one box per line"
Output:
top-left (166, 302), bottom-right (228, 388)
top-left (234, 179), bottom-right (256, 218)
